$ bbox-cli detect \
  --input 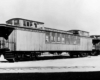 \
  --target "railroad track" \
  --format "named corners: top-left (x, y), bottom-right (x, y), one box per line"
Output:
top-left (0, 66), bottom-right (99, 73)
